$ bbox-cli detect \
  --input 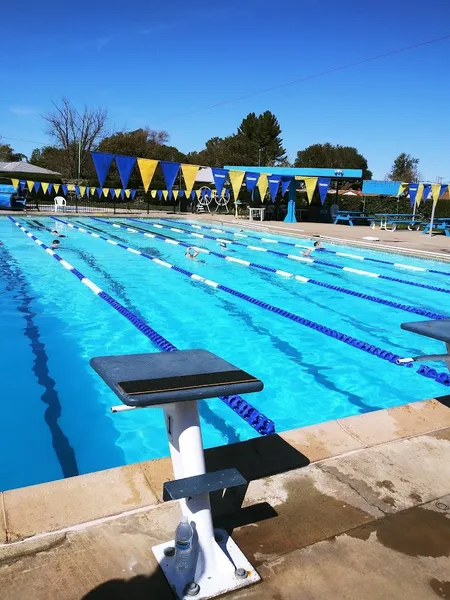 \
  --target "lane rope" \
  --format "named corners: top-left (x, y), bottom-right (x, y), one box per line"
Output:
top-left (49, 217), bottom-right (450, 390)
top-left (159, 217), bottom-right (450, 278)
top-left (9, 216), bottom-right (275, 436)
top-left (126, 218), bottom-right (450, 296)
top-left (87, 217), bottom-right (448, 323)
